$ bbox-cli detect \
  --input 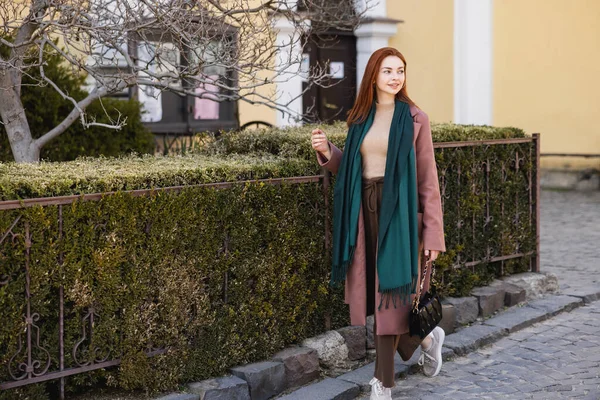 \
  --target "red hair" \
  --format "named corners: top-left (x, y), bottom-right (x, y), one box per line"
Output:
top-left (346, 47), bottom-right (416, 127)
